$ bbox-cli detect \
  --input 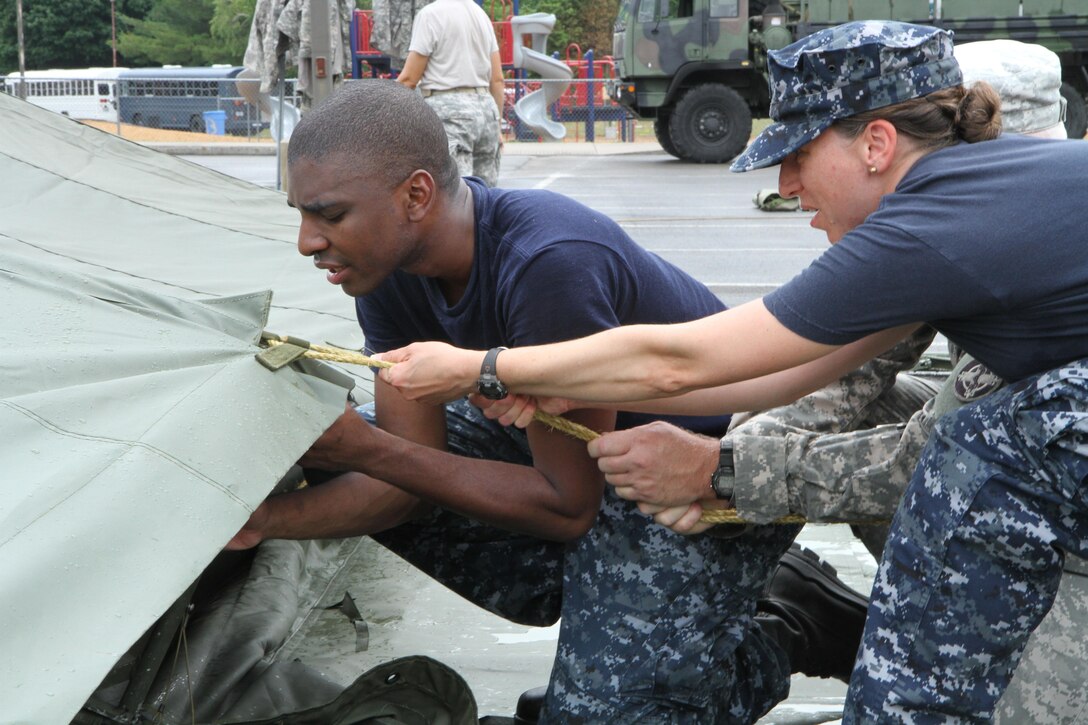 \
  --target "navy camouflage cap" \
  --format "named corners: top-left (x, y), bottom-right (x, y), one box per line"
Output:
top-left (731, 21), bottom-right (962, 172)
